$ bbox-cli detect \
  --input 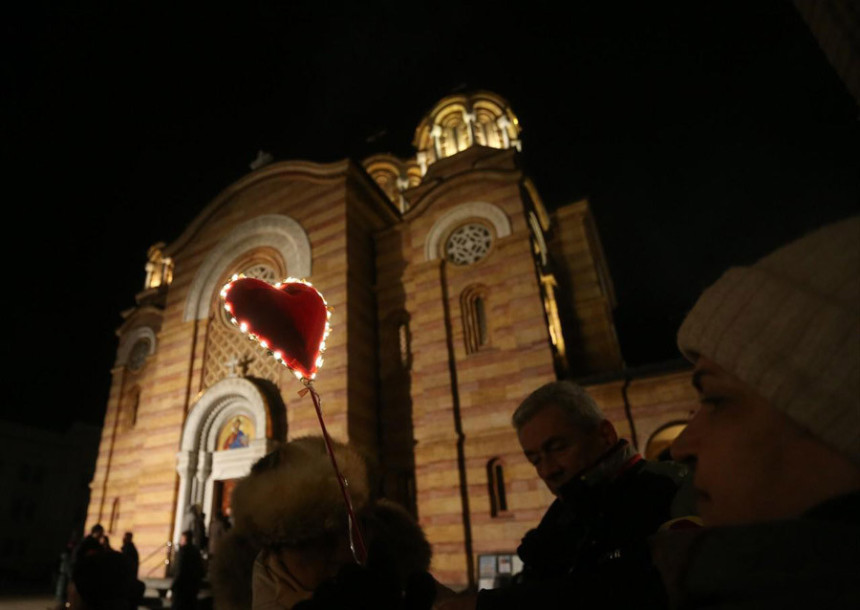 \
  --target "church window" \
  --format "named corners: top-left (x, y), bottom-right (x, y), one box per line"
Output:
top-left (445, 223), bottom-right (493, 266)
top-left (127, 339), bottom-right (151, 372)
top-left (125, 387), bottom-right (141, 429)
top-left (398, 320), bottom-right (411, 369)
top-left (461, 285), bottom-right (490, 354)
top-left (398, 470), bottom-right (417, 517)
top-left (109, 498), bottom-right (120, 533)
top-left (216, 261), bottom-right (281, 329)
top-left (487, 457), bottom-right (508, 517)
top-left (242, 263), bottom-right (278, 283)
